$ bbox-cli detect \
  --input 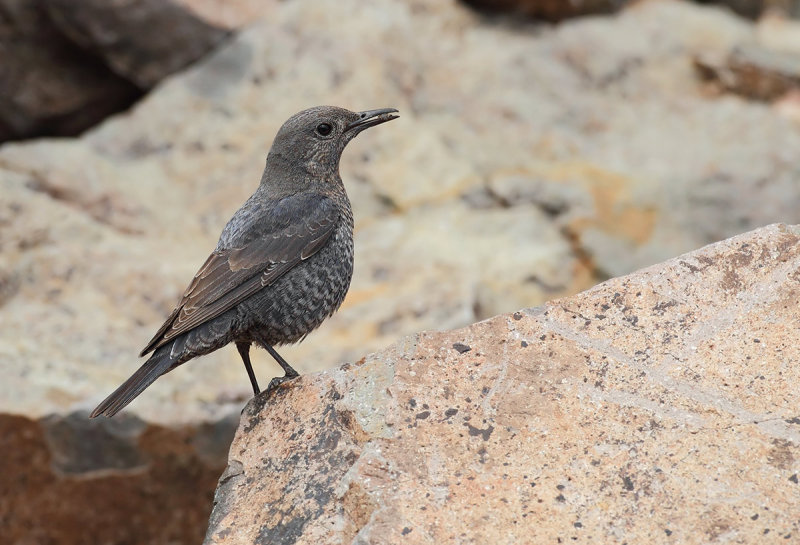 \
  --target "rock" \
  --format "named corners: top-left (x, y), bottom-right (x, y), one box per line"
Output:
top-left (692, 12), bottom-right (800, 102)
top-left (0, 0), bottom-right (140, 141)
top-left (172, 0), bottom-right (279, 29)
top-left (458, 0), bottom-right (800, 21)
top-left (43, 0), bottom-right (231, 89)
top-left (1, 411), bottom-right (236, 545)
top-left (460, 0), bottom-right (800, 21)
top-left (695, 44), bottom-right (800, 100)
top-left (205, 224), bottom-right (800, 544)
top-left (0, 0), bottom-right (230, 142)
top-left (0, 166), bottom-right (243, 544)
top-left (459, 0), bottom-right (623, 21)
top-left (756, 12), bottom-right (800, 54)
top-left (696, 0), bottom-right (799, 19)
